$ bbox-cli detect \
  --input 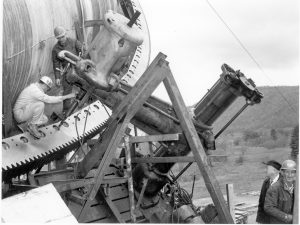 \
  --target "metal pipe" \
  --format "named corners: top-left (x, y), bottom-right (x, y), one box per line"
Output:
top-left (172, 162), bottom-right (193, 182)
top-left (214, 102), bottom-right (249, 139)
